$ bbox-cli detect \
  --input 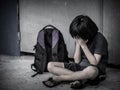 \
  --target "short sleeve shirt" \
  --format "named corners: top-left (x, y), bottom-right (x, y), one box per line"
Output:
top-left (80, 32), bottom-right (108, 74)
